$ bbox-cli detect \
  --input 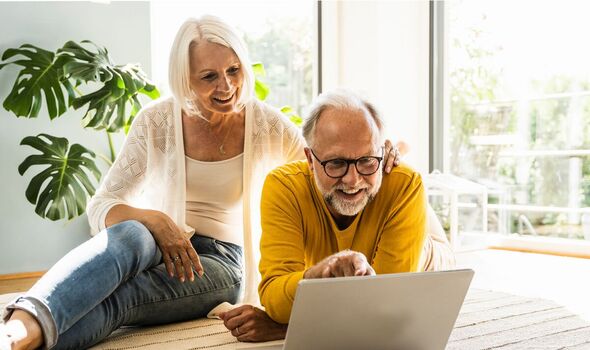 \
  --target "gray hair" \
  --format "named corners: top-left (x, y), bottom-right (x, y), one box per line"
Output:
top-left (168, 15), bottom-right (255, 115)
top-left (302, 89), bottom-right (385, 147)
